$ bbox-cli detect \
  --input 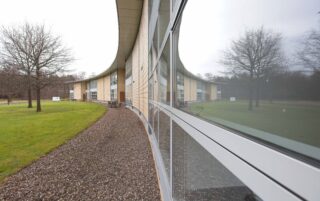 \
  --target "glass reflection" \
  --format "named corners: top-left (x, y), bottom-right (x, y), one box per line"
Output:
top-left (159, 40), bottom-right (171, 105)
top-left (159, 111), bottom-right (171, 179)
top-left (159, 0), bottom-right (170, 45)
top-left (172, 122), bottom-right (260, 201)
top-left (174, 0), bottom-right (320, 160)
top-left (125, 56), bottom-right (132, 106)
top-left (153, 107), bottom-right (159, 142)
